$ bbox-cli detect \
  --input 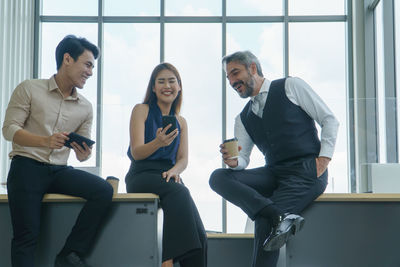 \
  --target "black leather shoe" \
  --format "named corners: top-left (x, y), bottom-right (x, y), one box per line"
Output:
top-left (54, 251), bottom-right (91, 267)
top-left (263, 213), bottom-right (305, 251)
